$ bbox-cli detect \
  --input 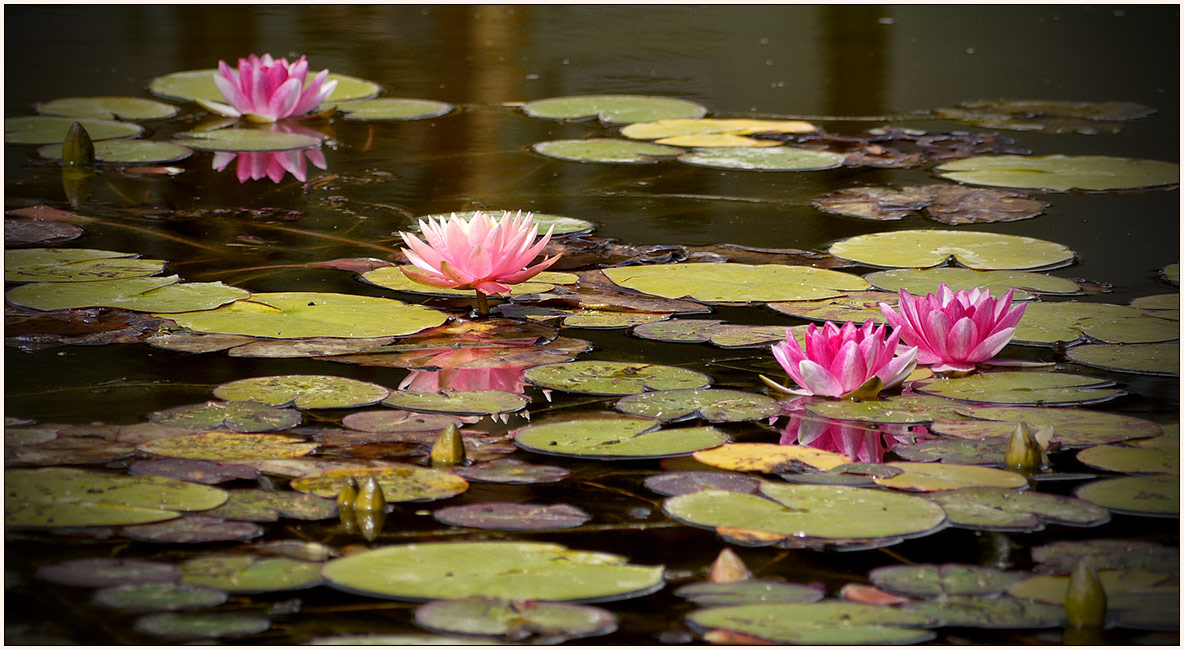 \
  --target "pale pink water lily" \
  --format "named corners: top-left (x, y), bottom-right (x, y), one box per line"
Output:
top-left (879, 283), bottom-right (1027, 374)
top-left (399, 211), bottom-right (560, 314)
top-left (212, 147), bottom-right (327, 183)
top-left (764, 320), bottom-right (917, 399)
top-left (202, 53), bottom-right (338, 122)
